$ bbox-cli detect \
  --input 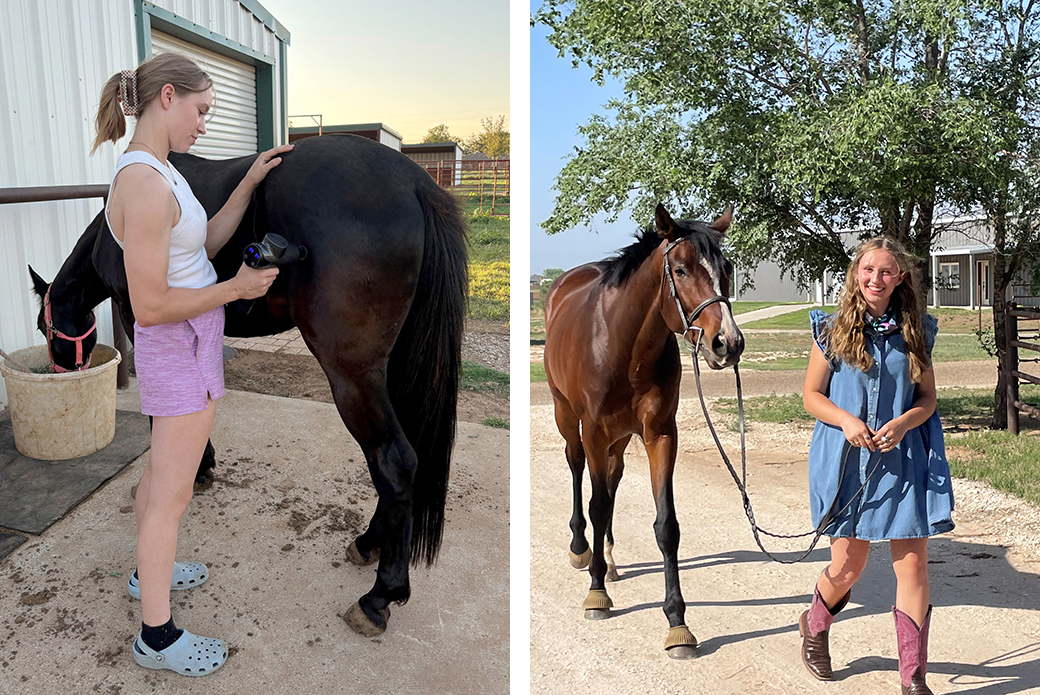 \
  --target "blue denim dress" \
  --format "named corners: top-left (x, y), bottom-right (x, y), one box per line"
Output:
top-left (808, 310), bottom-right (955, 540)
